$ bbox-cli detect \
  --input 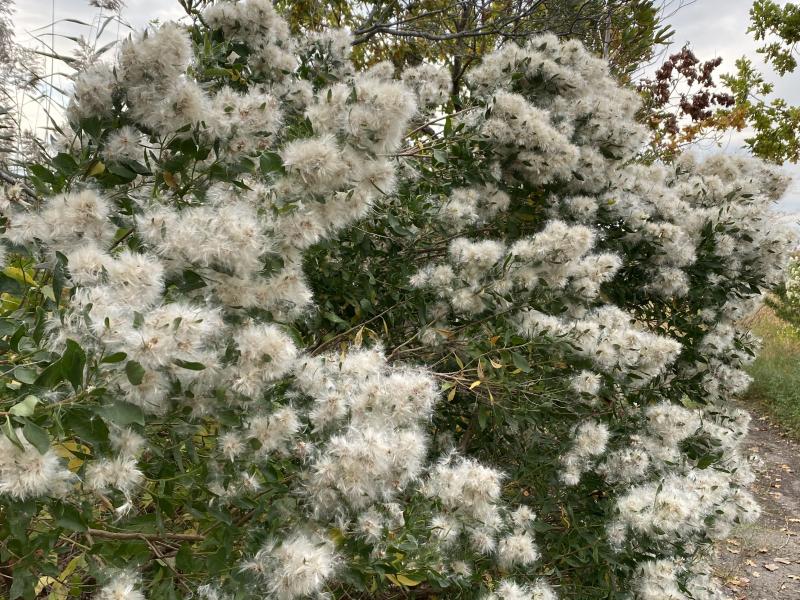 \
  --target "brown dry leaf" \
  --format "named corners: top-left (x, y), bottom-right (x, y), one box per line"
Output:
top-left (747, 559), bottom-right (758, 566)
top-left (727, 576), bottom-right (750, 587)
top-left (774, 558), bottom-right (792, 564)
top-left (788, 518), bottom-right (800, 523)
top-left (764, 563), bottom-right (780, 572)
